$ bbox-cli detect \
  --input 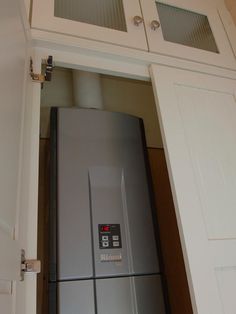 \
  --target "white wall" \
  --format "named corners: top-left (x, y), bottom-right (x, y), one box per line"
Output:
top-left (40, 67), bottom-right (163, 148)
